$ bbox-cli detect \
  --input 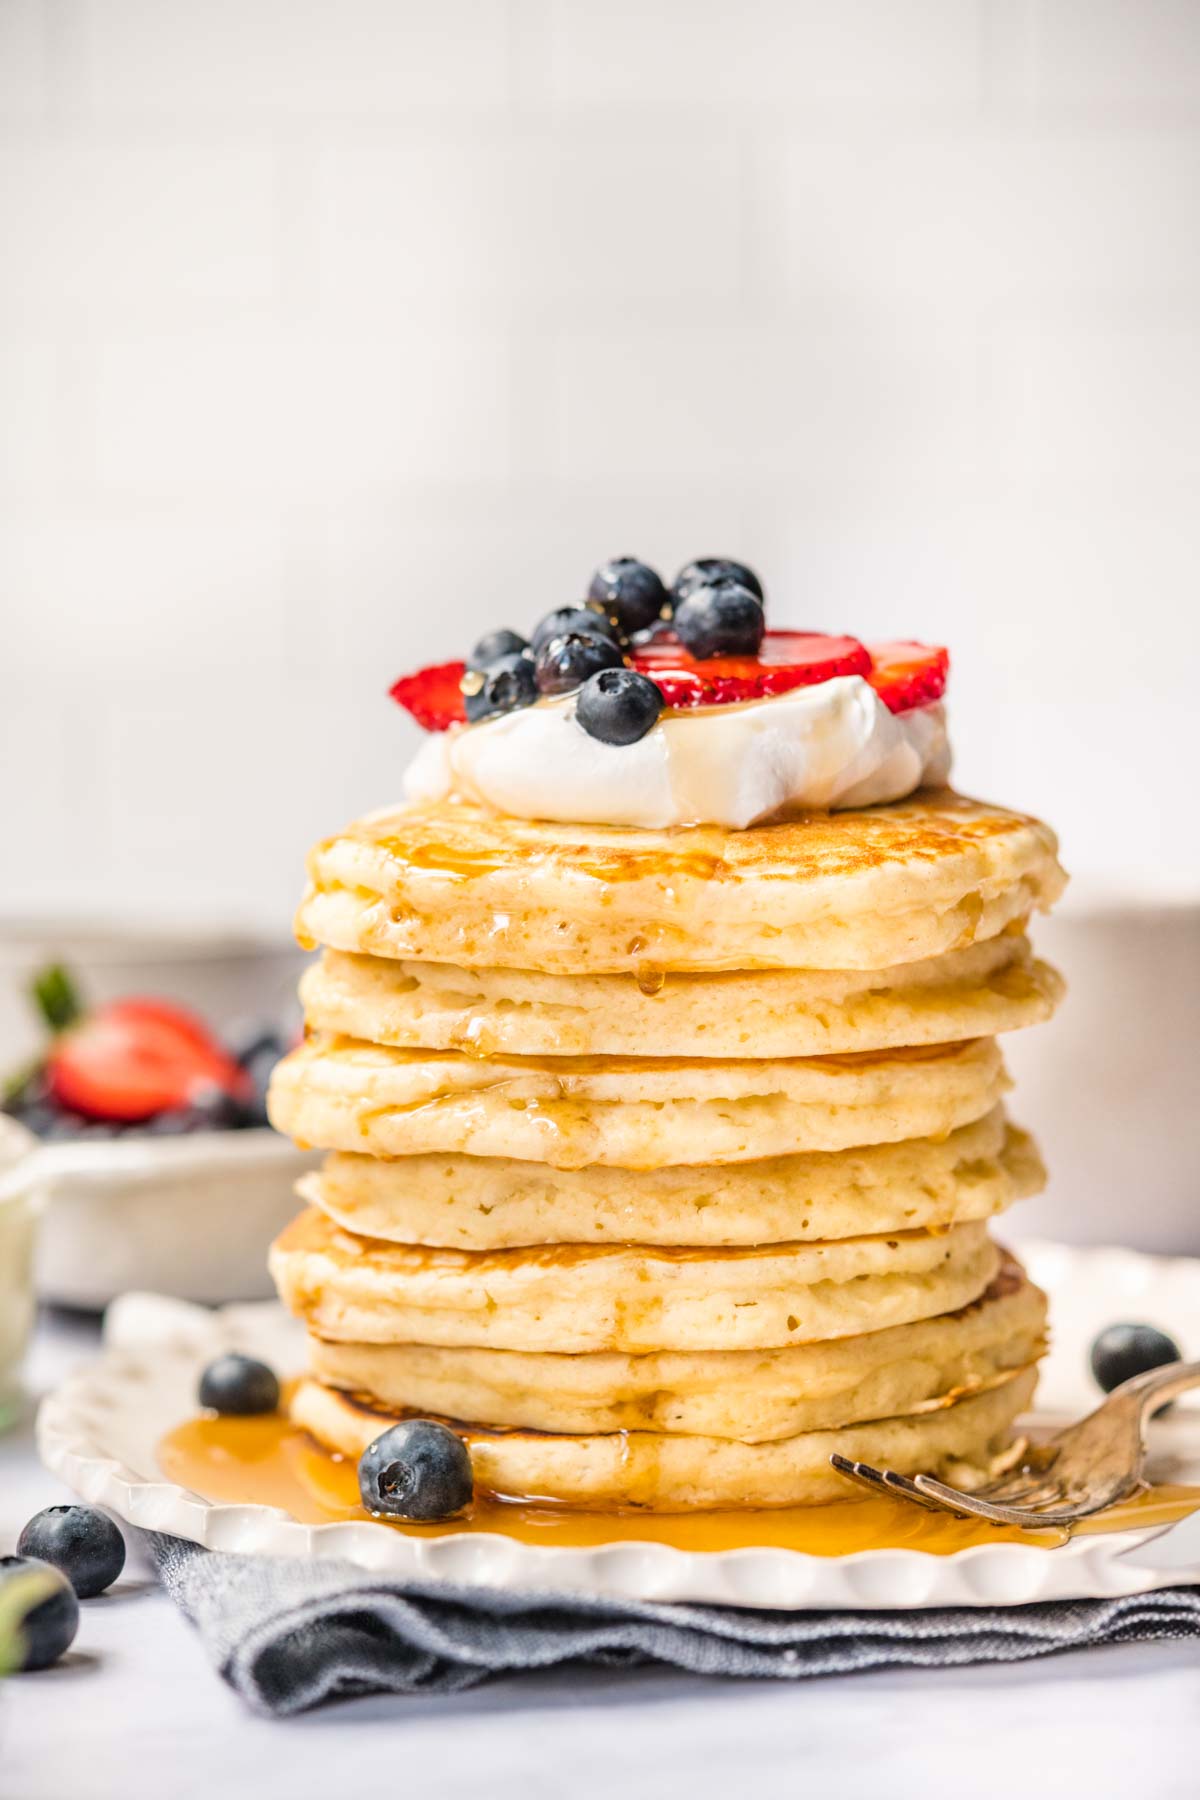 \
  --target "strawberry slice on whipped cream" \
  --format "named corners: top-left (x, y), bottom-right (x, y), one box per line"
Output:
top-left (391, 633), bottom-right (947, 733)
